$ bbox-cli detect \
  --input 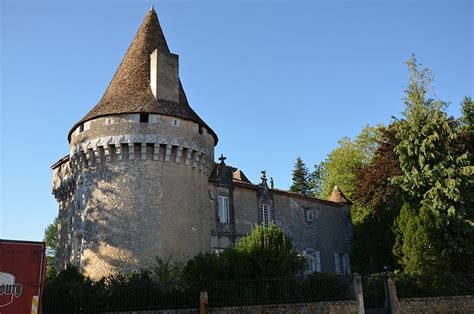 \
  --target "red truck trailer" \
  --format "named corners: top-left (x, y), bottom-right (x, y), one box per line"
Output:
top-left (0, 240), bottom-right (46, 314)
